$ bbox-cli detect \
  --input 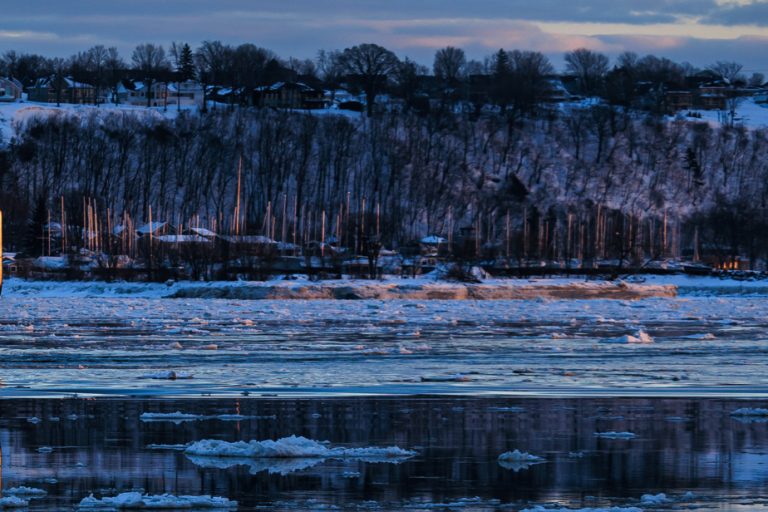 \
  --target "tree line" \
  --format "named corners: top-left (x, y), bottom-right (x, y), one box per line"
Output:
top-left (3, 104), bottom-right (768, 270)
top-left (1, 42), bottom-right (763, 116)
